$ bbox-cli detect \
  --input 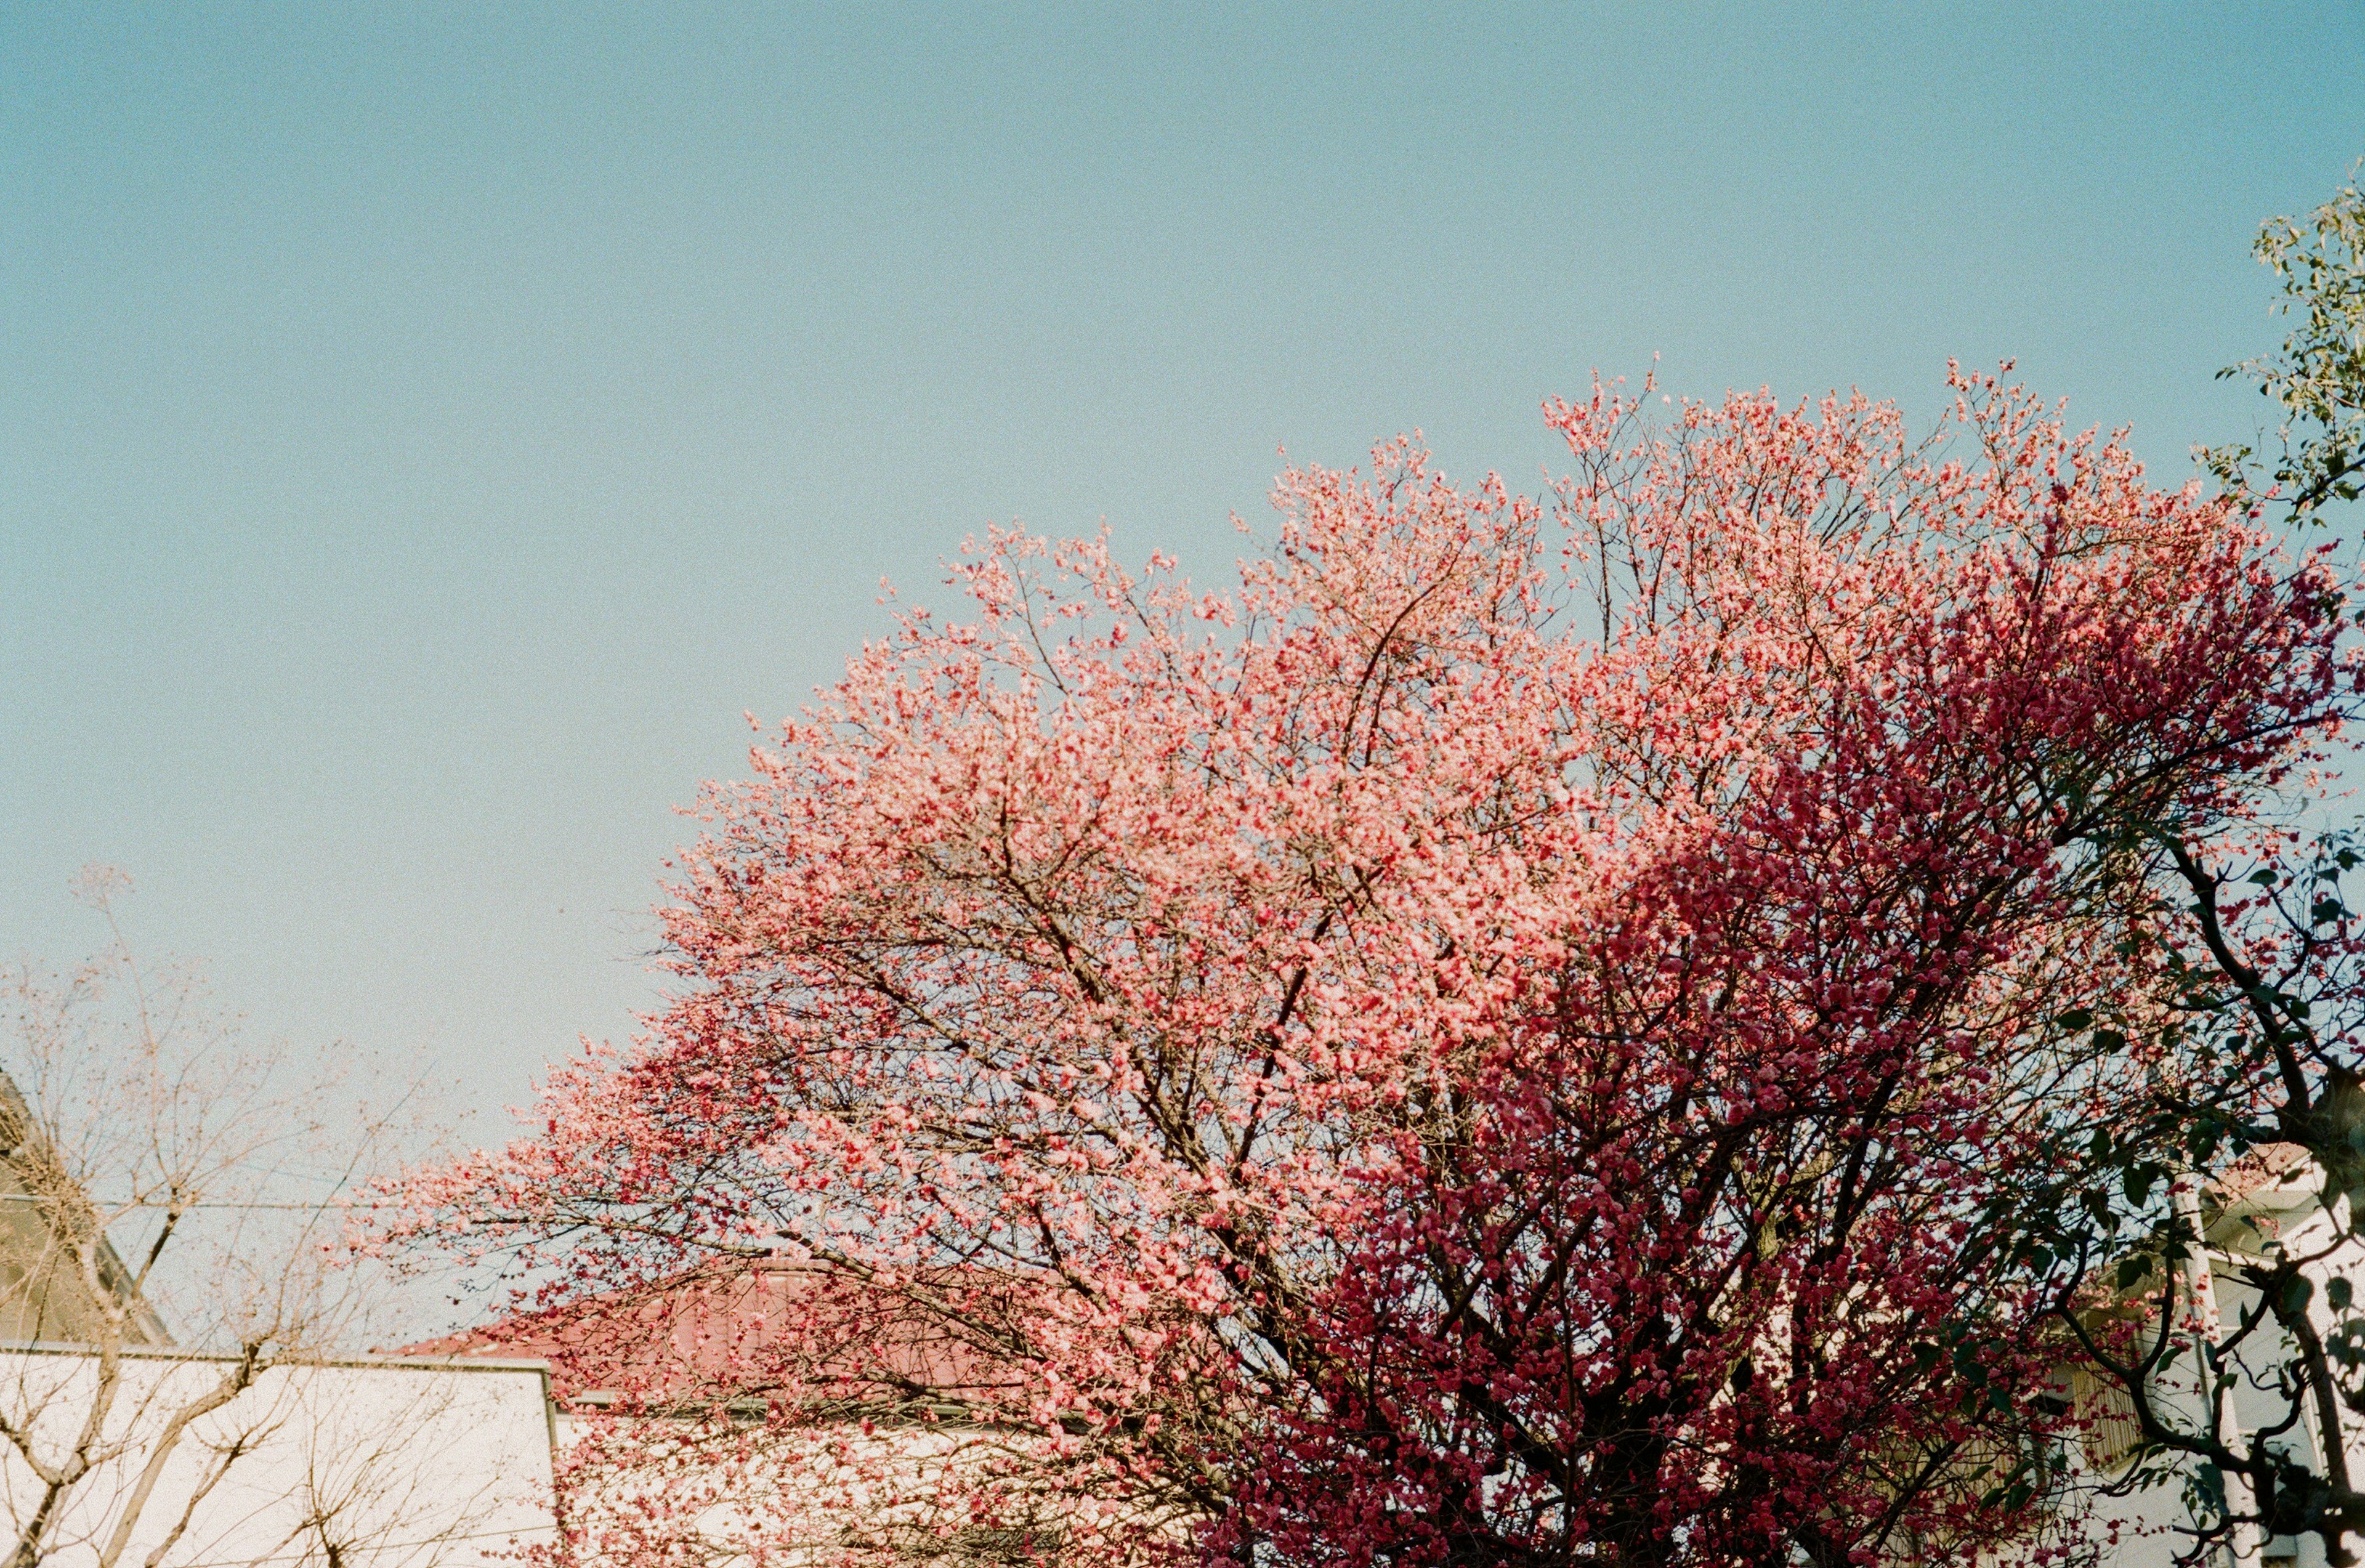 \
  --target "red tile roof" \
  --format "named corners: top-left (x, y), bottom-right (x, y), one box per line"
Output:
top-left (403, 1261), bottom-right (1030, 1411)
